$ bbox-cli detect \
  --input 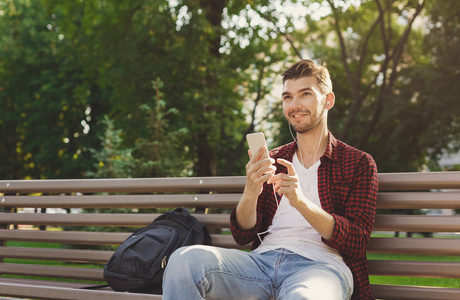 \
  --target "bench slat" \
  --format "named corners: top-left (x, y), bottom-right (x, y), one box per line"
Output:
top-left (2, 213), bottom-right (458, 233)
top-left (373, 215), bottom-right (460, 232)
top-left (0, 229), bottom-right (129, 245)
top-left (0, 263), bottom-right (103, 281)
top-left (3, 192), bottom-right (460, 210)
top-left (200, 235), bottom-right (450, 252)
top-left (371, 284), bottom-right (460, 300)
top-left (368, 237), bottom-right (460, 256)
top-left (378, 172), bottom-right (460, 190)
top-left (0, 282), bottom-right (161, 300)
top-left (0, 229), bottom-right (247, 250)
top-left (229, 235), bottom-right (460, 256)
top-left (0, 277), bottom-right (107, 289)
top-left (1, 172), bottom-right (459, 194)
top-left (367, 260), bottom-right (460, 278)
top-left (0, 177), bottom-right (247, 194)
top-left (0, 194), bottom-right (240, 209)
top-left (377, 192), bottom-right (460, 209)
top-left (0, 212), bottom-right (230, 227)
top-left (2, 230), bottom-right (459, 256)
top-left (0, 247), bottom-right (112, 263)
top-left (0, 229), bottom-right (245, 249)
top-left (5, 245), bottom-right (460, 271)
